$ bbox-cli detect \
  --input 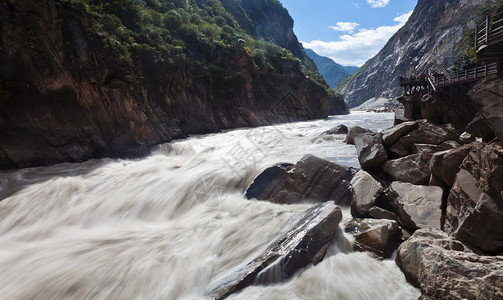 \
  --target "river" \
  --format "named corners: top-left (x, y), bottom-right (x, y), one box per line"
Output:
top-left (0, 111), bottom-right (420, 299)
